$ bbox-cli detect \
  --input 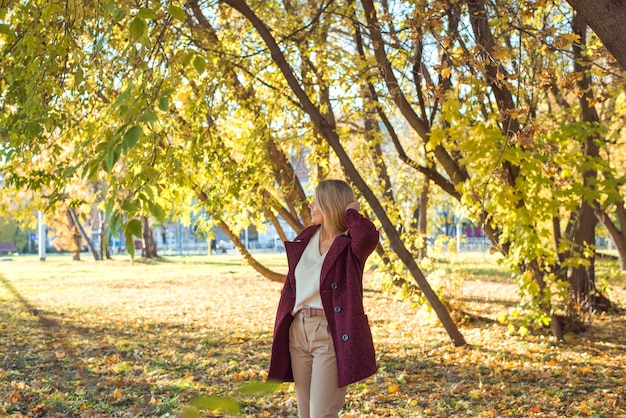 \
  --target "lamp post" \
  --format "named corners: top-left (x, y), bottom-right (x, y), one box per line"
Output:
top-left (38, 210), bottom-right (46, 261)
